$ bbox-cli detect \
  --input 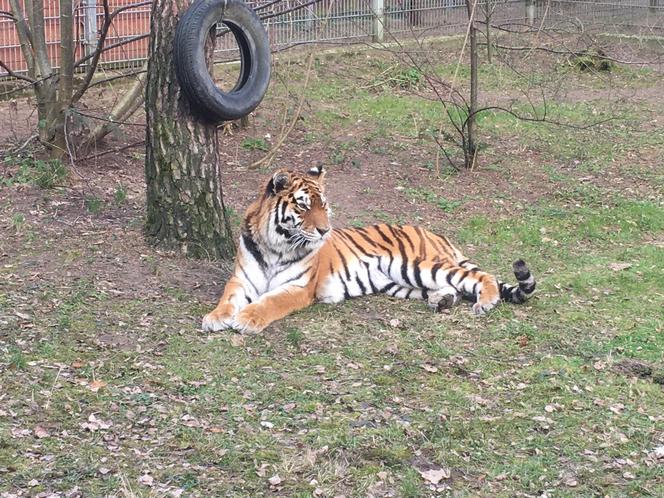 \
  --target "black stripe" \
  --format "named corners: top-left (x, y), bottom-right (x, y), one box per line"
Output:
top-left (404, 289), bottom-right (413, 299)
top-left (362, 262), bottom-right (378, 293)
top-left (334, 243), bottom-right (352, 281)
top-left (421, 288), bottom-right (429, 300)
top-left (458, 259), bottom-right (469, 266)
top-left (398, 226), bottom-right (415, 252)
top-left (278, 249), bottom-right (311, 267)
top-left (239, 263), bottom-right (260, 296)
top-left (341, 277), bottom-right (351, 299)
top-left (282, 266), bottom-right (312, 286)
top-left (446, 269), bottom-right (458, 287)
top-left (350, 228), bottom-right (390, 254)
top-left (455, 269), bottom-right (470, 286)
top-left (413, 258), bottom-right (424, 288)
top-left (245, 295), bottom-right (253, 304)
top-left (388, 226), bottom-right (411, 285)
top-left (433, 233), bottom-right (453, 253)
top-left (520, 281), bottom-right (536, 294)
top-left (414, 226), bottom-right (428, 258)
top-left (471, 282), bottom-right (479, 297)
top-left (242, 232), bottom-right (267, 269)
top-left (380, 282), bottom-right (397, 294)
top-left (275, 224), bottom-right (290, 236)
top-left (336, 230), bottom-right (368, 259)
top-left (355, 275), bottom-right (367, 294)
top-left (274, 200), bottom-right (282, 227)
top-left (400, 258), bottom-right (411, 286)
top-left (281, 199), bottom-right (288, 219)
top-left (373, 225), bottom-right (394, 246)
top-left (431, 262), bottom-right (444, 282)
